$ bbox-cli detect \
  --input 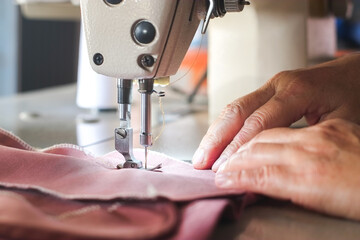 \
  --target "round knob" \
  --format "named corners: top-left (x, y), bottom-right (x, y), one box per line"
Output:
top-left (105, 0), bottom-right (122, 5)
top-left (224, 0), bottom-right (250, 13)
top-left (133, 21), bottom-right (156, 45)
